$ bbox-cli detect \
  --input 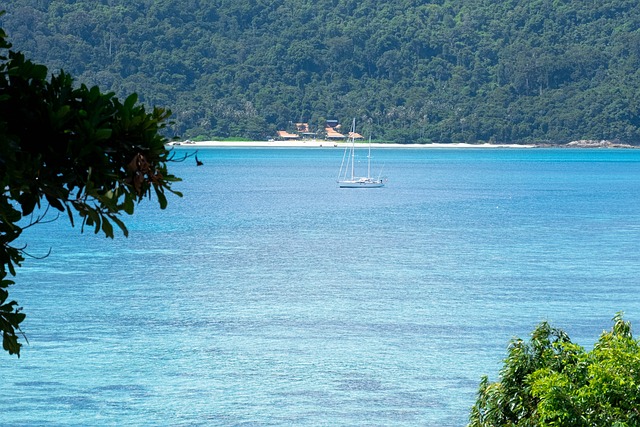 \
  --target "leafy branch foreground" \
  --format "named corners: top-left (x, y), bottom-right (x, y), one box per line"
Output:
top-left (0, 19), bottom-right (181, 357)
top-left (470, 313), bottom-right (640, 427)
